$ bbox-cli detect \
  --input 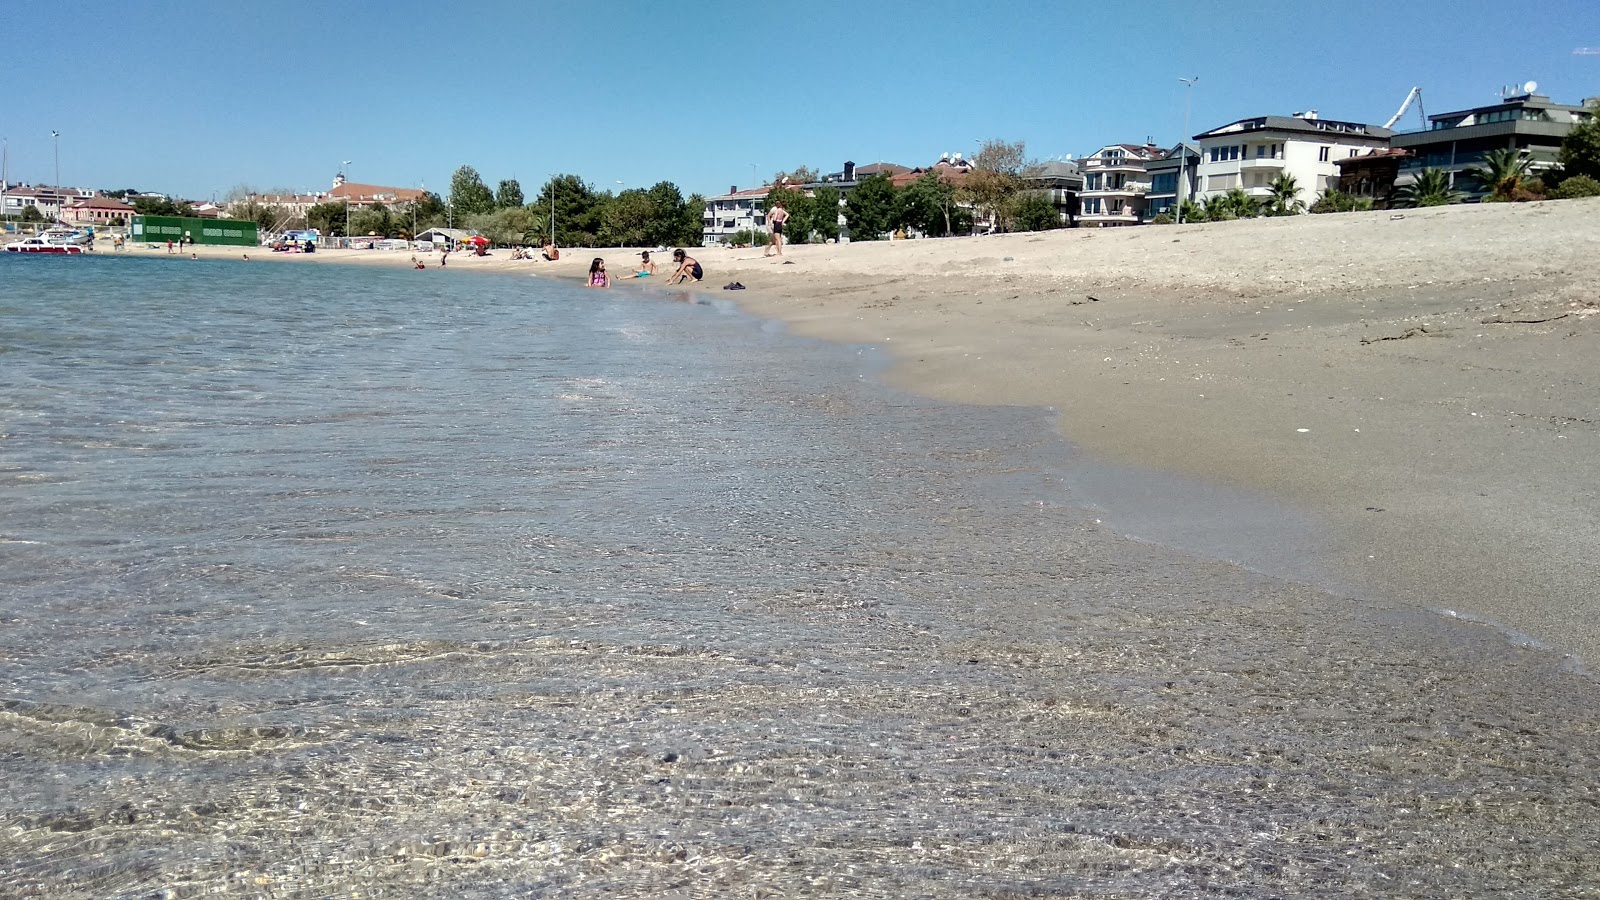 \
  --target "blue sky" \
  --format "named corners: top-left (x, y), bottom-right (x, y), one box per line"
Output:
top-left (6, 0), bottom-right (1598, 200)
